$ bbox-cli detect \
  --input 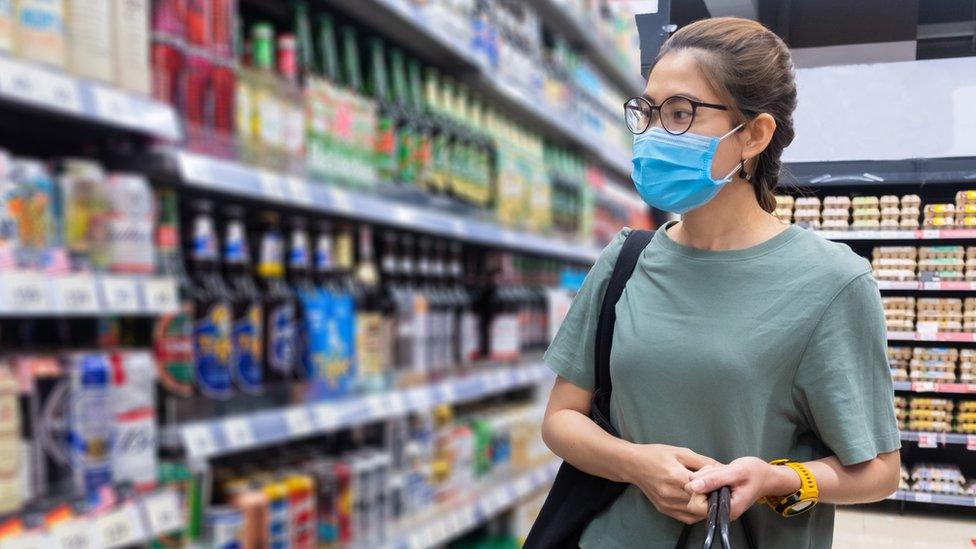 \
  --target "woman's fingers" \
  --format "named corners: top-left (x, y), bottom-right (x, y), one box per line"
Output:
top-left (686, 464), bottom-right (744, 494)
